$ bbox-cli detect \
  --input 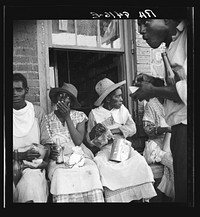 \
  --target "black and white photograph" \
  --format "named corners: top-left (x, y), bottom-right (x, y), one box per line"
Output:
top-left (2, 5), bottom-right (195, 207)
